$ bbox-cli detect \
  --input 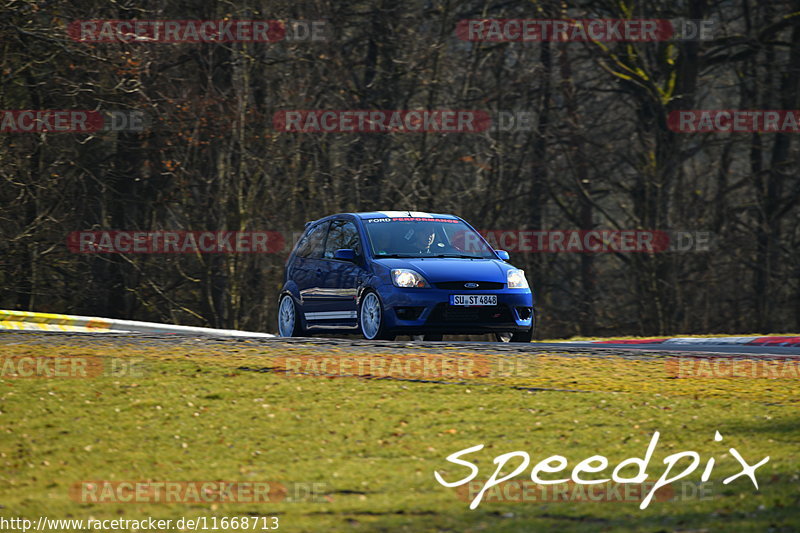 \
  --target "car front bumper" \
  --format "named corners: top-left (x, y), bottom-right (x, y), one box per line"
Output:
top-left (378, 286), bottom-right (534, 335)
